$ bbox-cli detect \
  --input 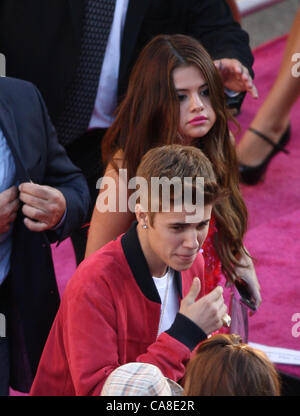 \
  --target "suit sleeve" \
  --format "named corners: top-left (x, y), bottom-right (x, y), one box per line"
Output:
top-left (32, 85), bottom-right (91, 243)
top-left (187, 0), bottom-right (254, 77)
